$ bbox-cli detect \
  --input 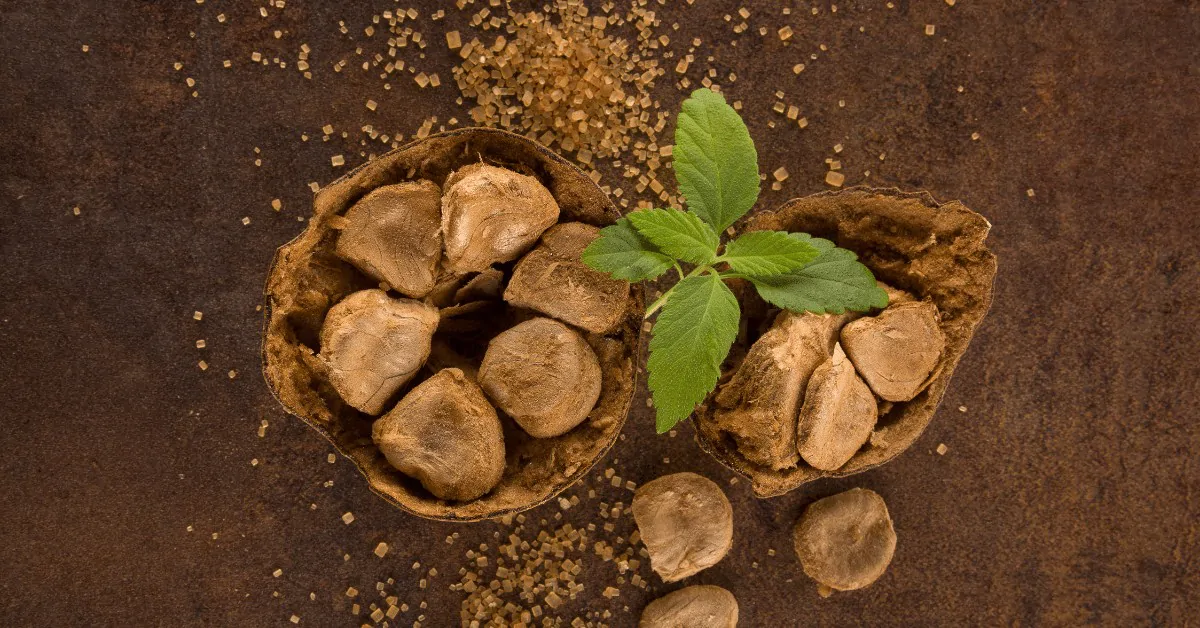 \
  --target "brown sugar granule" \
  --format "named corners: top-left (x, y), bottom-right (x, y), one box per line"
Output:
top-left (450, 0), bottom-right (671, 191)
